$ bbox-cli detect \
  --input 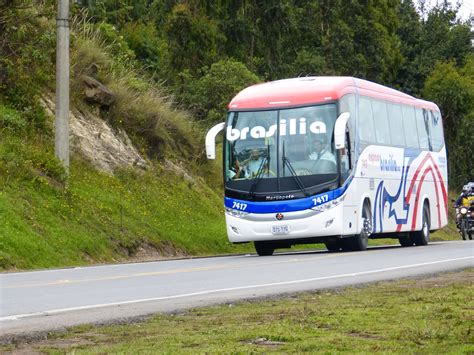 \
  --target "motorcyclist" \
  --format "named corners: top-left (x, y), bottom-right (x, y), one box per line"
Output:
top-left (454, 182), bottom-right (474, 228)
